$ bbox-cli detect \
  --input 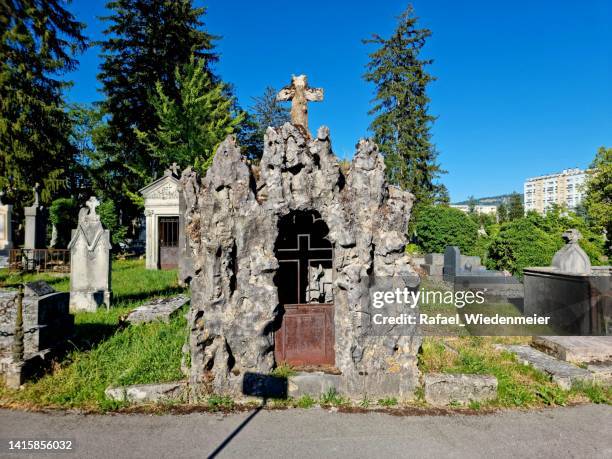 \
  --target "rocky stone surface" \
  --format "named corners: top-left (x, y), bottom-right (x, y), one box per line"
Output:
top-left (105, 382), bottom-right (186, 403)
top-left (532, 336), bottom-right (612, 364)
top-left (424, 373), bottom-right (498, 406)
top-left (288, 372), bottom-right (342, 398)
top-left (503, 344), bottom-right (593, 390)
top-left (125, 295), bottom-right (189, 324)
top-left (587, 363), bottom-right (612, 385)
top-left (180, 123), bottom-right (420, 398)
